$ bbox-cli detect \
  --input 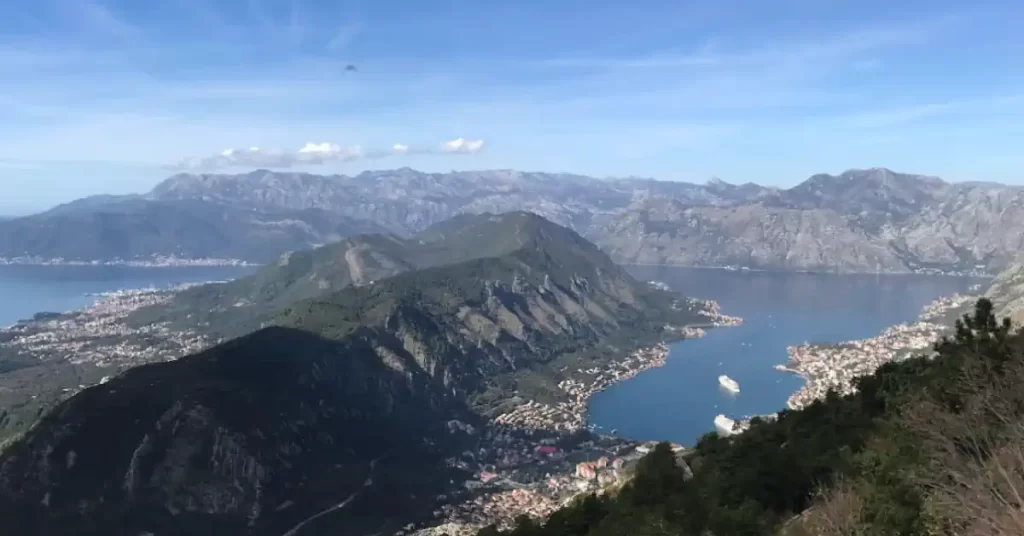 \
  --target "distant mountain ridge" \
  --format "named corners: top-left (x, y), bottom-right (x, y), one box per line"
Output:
top-left (2, 166), bottom-right (1022, 273)
top-left (0, 196), bottom-right (387, 263)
